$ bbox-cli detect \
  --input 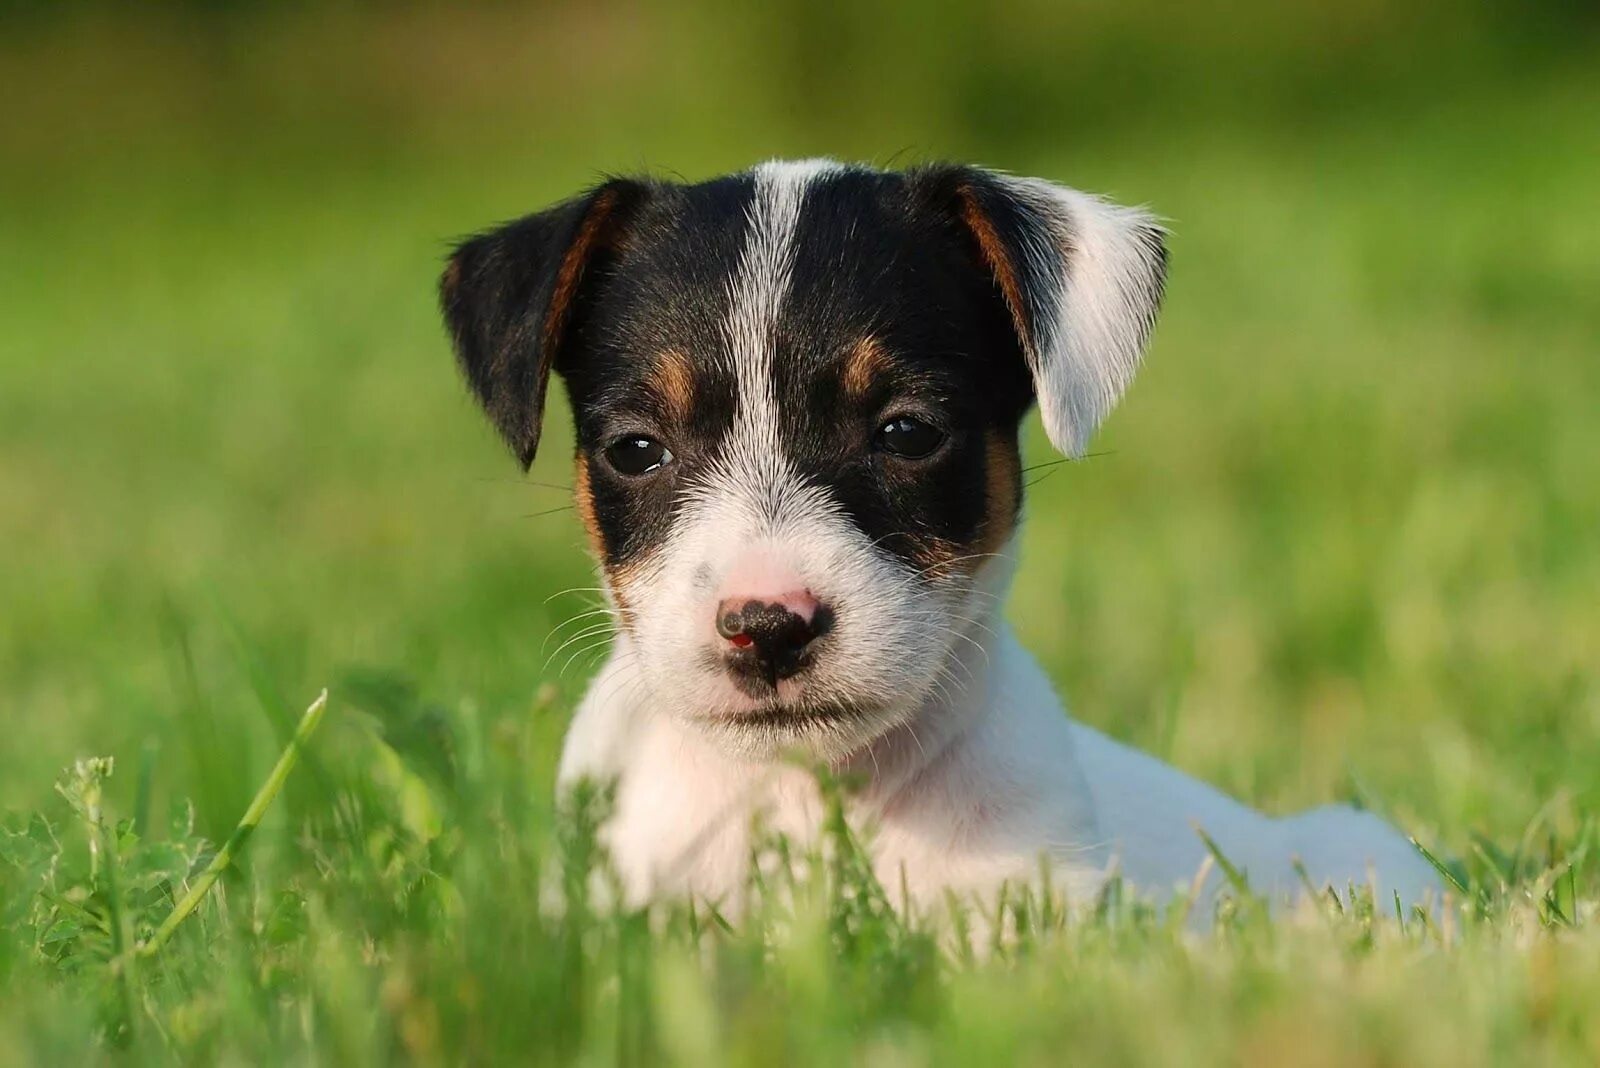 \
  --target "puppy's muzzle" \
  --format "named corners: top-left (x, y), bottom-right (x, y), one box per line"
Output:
top-left (715, 591), bottom-right (833, 691)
